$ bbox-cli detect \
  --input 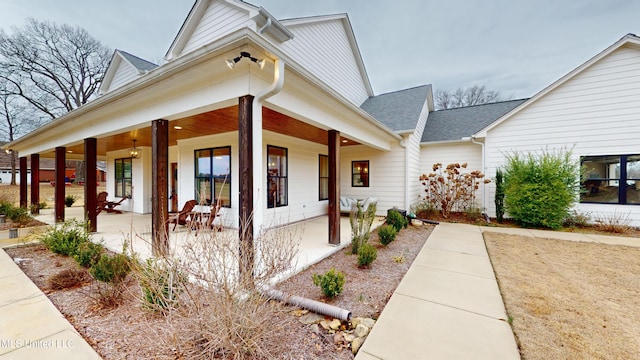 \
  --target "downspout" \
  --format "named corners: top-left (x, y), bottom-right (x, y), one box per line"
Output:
top-left (470, 135), bottom-right (487, 215)
top-left (399, 137), bottom-right (409, 211)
